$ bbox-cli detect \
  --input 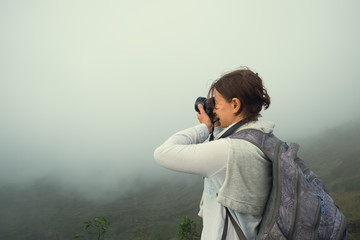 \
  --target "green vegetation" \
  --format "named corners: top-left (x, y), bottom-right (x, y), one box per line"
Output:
top-left (75, 217), bottom-right (110, 240)
top-left (72, 215), bottom-right (200, 240)
top-left (177, 216), bottom-right (200, 240)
